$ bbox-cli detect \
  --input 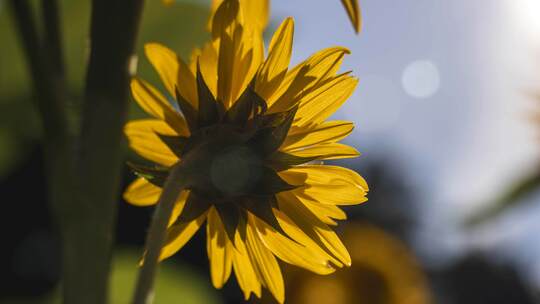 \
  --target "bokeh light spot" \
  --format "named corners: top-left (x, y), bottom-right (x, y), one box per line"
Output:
top-left (401, 60), bottom-right (441, 99)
